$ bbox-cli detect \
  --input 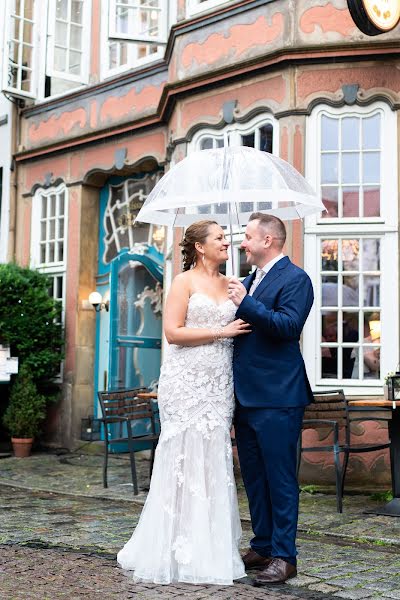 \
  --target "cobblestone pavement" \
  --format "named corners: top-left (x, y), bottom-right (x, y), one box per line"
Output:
top-left (1, 482), bottom-right (400, 599)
